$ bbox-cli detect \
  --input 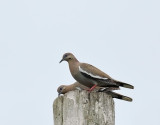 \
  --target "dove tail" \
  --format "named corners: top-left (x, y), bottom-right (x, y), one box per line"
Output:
top-left (115, 81), bottom-right (134, 89)
top-left (107, 91), bottom-right (133, 102)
